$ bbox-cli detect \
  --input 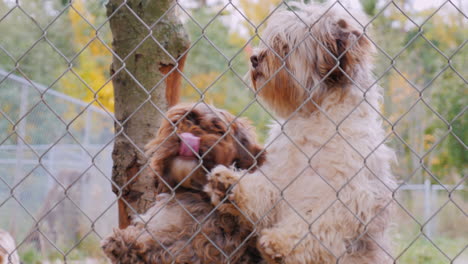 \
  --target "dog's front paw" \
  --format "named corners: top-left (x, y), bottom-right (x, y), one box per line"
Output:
top-left (101, 226), bottom-right (152, 264)
top-left (259, 229), bottom-right (294, 263)
top-left (204, 165), bottom-right (240, 206)
top-left (101, 228), bottom-right (135, 263)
